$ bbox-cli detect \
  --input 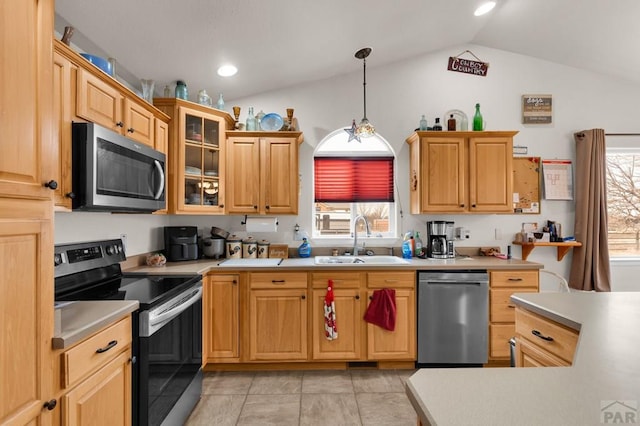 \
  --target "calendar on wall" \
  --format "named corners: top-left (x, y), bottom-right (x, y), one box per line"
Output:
top-left (542, 159), bottom-right (574, 200)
